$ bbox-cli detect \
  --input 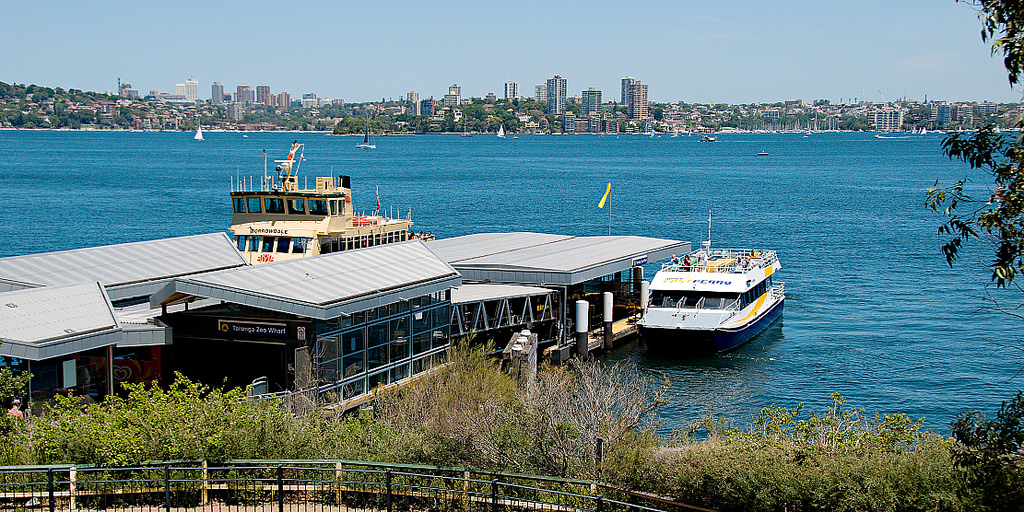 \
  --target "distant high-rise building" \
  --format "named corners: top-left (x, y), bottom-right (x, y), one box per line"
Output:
top-left (443, 84), bottom-right (461, 106)
top-left (621, 76), bottom-right (635, 106)
top-left (628, 81), bottom-right (648, 120)
top-left (546, 75), bottom-right (566, 115)
top-left (211, 82), bottom-right (224, 104)
top-left (119, 82), bottom-right (139, 99)
top-left (504, 81), bottom-right (519, 100)
top-left (185, 78), bottom-right (198, 103)
top-left (276, 92), bottom-right (291, 108)
top-left (407, 91), bottom-right (420, 115)
top-left (935, 102), bottom-right (951, 128)
top-left (534, 84), bottom-right (547, 102)
top-left (226, 103), bottom-right (245, 121)
top-left (581, 87), bottom-right (602, 116)
top-left (485, 92), bottom-right (496, 102)
top-left (420, 98), bottom-right (436, 116)
top-left (256, 85), bottom-right (272, 105)
top-left (236, 85), bottom-right (255, 106)
top-left (175, 83), bottom-right (186, 97)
